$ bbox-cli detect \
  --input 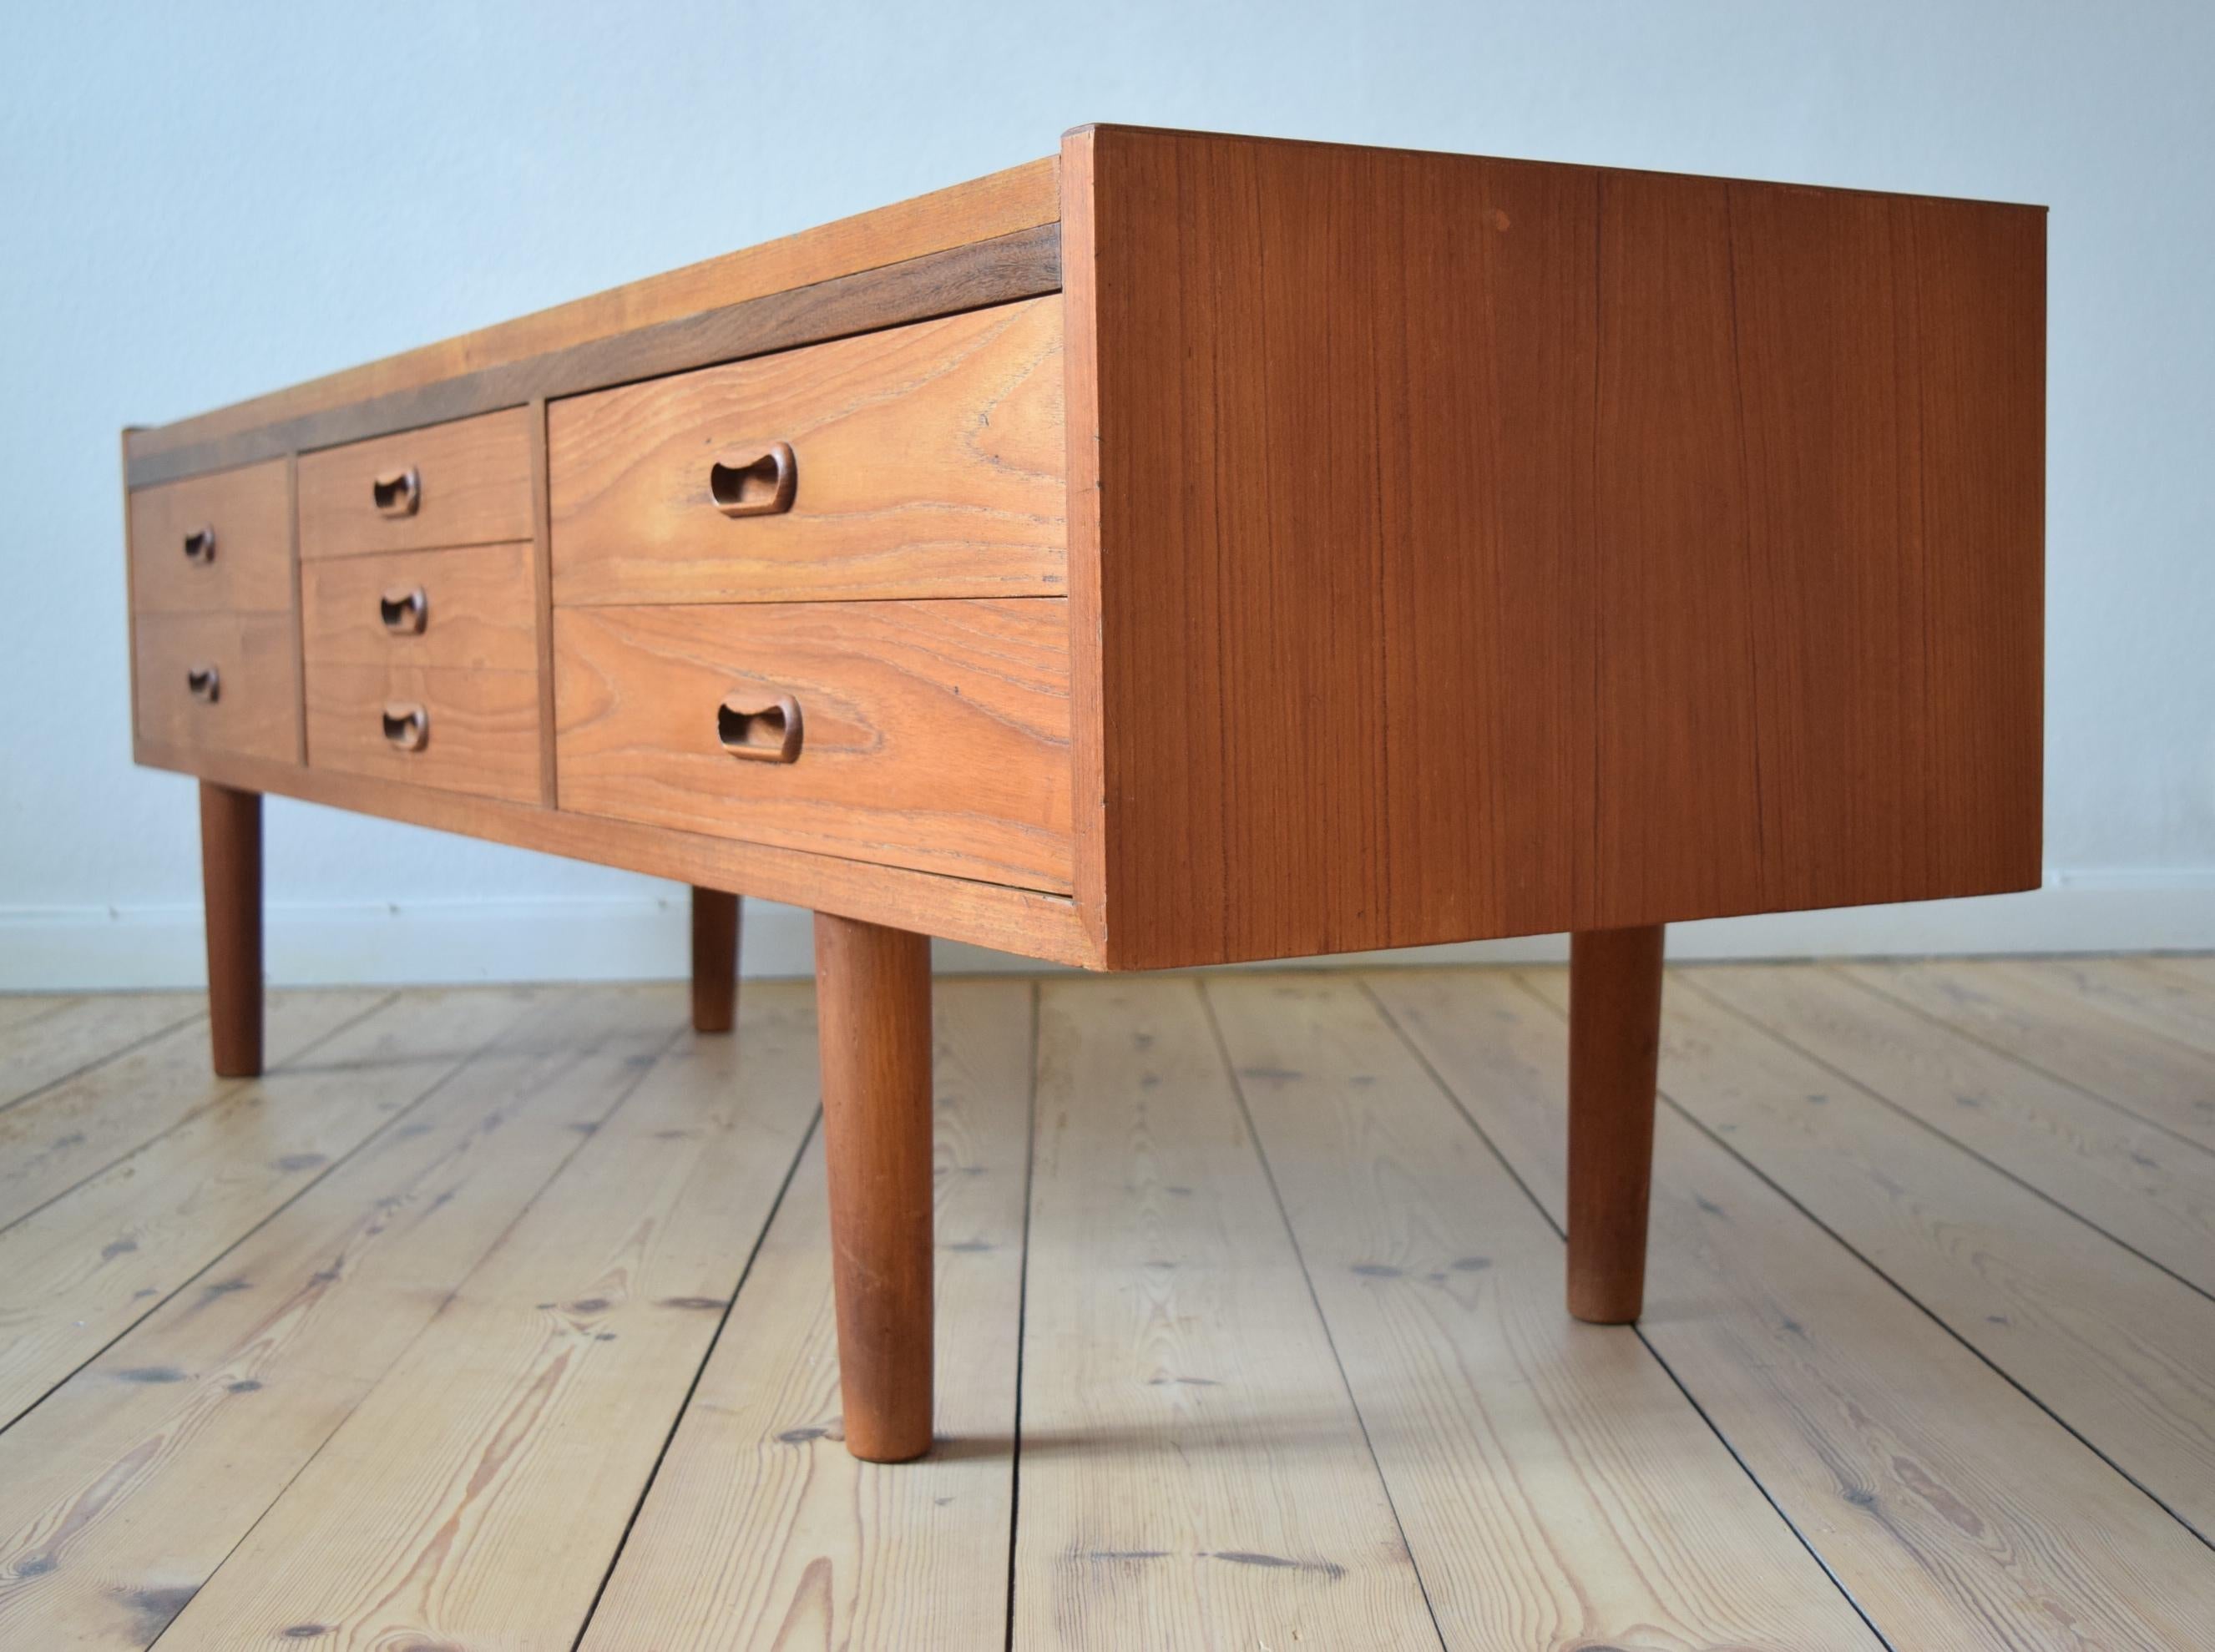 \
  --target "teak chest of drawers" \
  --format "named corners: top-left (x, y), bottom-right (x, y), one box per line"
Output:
top-left (124, 125), bottom-right (2046, 1463)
